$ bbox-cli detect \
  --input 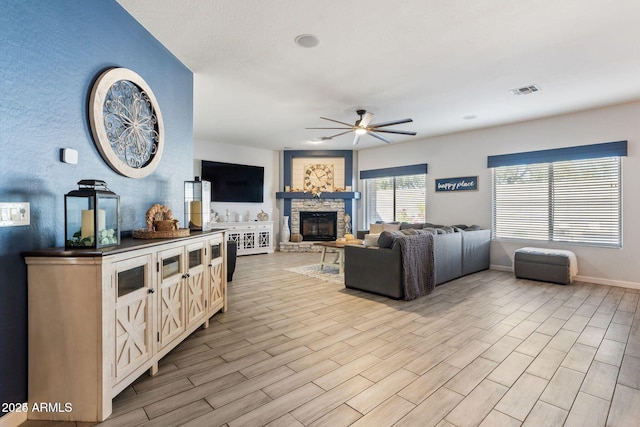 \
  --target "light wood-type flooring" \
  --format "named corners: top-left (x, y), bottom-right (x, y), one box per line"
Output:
top-left (20, 252), bottom-right (640, 427)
